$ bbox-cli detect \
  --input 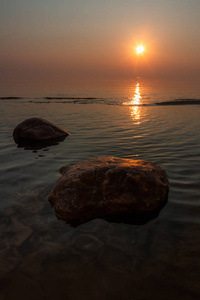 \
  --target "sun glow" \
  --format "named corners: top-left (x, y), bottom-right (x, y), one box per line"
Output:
top-left (136, 45), bottom-right (144, 54)
top-left (123, 82), bottom-right (141, 123)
